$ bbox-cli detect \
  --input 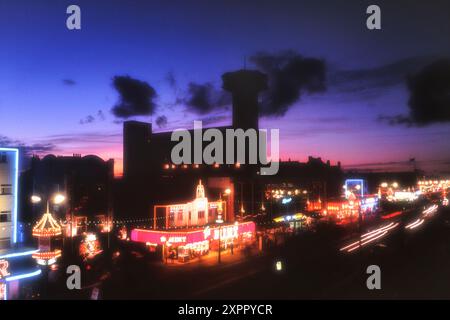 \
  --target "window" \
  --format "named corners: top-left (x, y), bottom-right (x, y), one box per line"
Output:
top-left (0, 211), bottom-right (11, 223)
top-left (1, 184), bottom-right (12, 195)
top-left (198, 211), bottom-right (205, 219)
top-left (0, 153), bottom-right (6, 163)
top-left (169, 212), bottom-right (175, 224)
